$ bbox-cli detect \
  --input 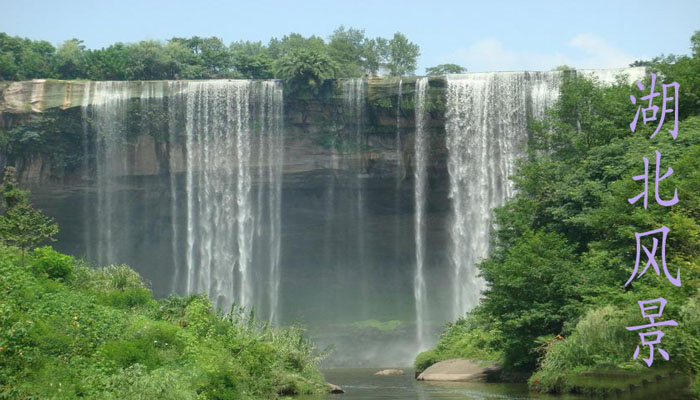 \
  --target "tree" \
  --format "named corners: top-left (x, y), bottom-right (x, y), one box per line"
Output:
top-left (230, 41), bottom-right (274, 79)
top-left (386, 33), bottom-right (420, 76)
top-left (328, 26), bottom-right (366, 77)
top-left (362, 37), bottom-right (389, 76)
top-left (55, 39), bottom-right (87, 79)
top-left (0, 167), bottom-right (58, 265)
top-left (479, 230), bottom-right (582, 369)
top-left (274, 48), bottom-right (338, 96)
top-left (425, 63), bottom-right (466, 75)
